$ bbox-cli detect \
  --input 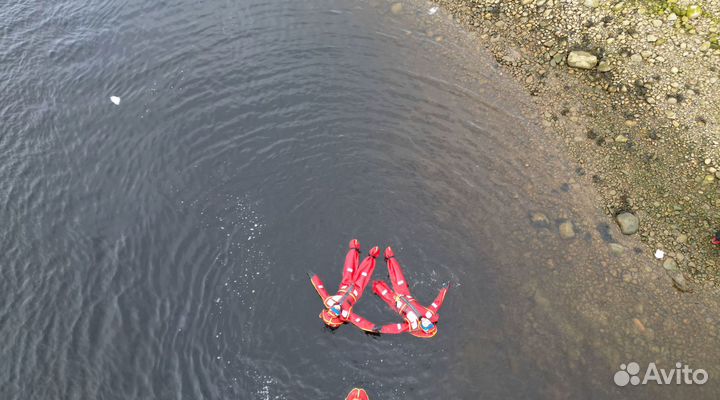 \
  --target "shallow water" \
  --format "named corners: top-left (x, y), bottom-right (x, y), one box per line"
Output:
top-left (1, 0), bottom-right (719, 399)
